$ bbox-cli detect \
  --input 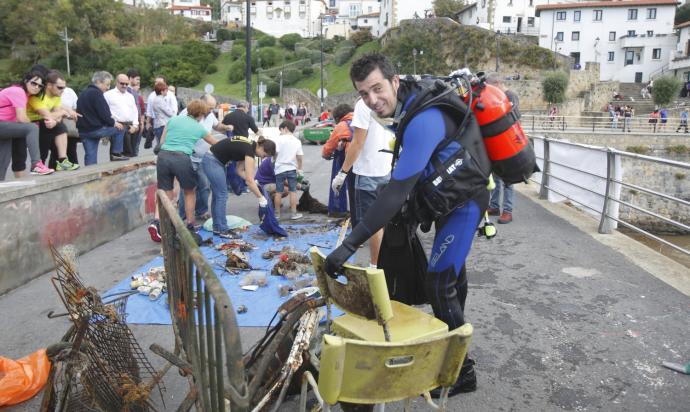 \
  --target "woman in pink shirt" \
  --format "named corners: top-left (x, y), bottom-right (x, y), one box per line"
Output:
top-left (0, 68), bottom-right (54, 180)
